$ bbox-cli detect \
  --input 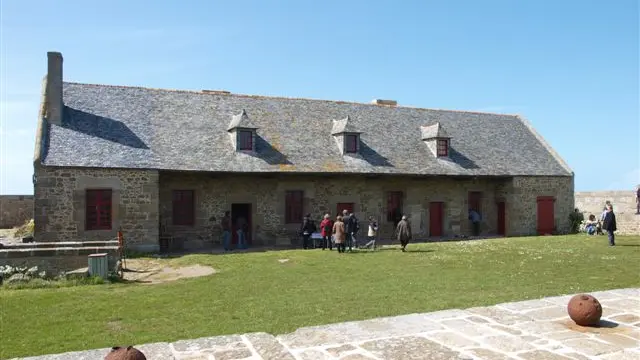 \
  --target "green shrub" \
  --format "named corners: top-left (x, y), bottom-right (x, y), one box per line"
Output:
top-left (569, 210), bottom-right (585, 234)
